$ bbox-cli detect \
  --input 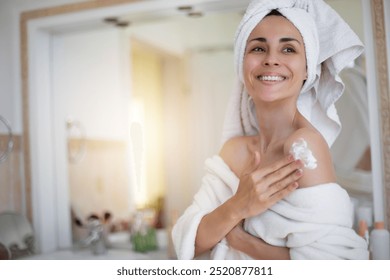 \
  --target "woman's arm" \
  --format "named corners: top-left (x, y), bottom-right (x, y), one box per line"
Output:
top-left (194, 138), bottom-right (303, 257)
top-left (194, 195), bottom-right (245, 256)
top-left (226, 222), bottom-right (290, 260)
